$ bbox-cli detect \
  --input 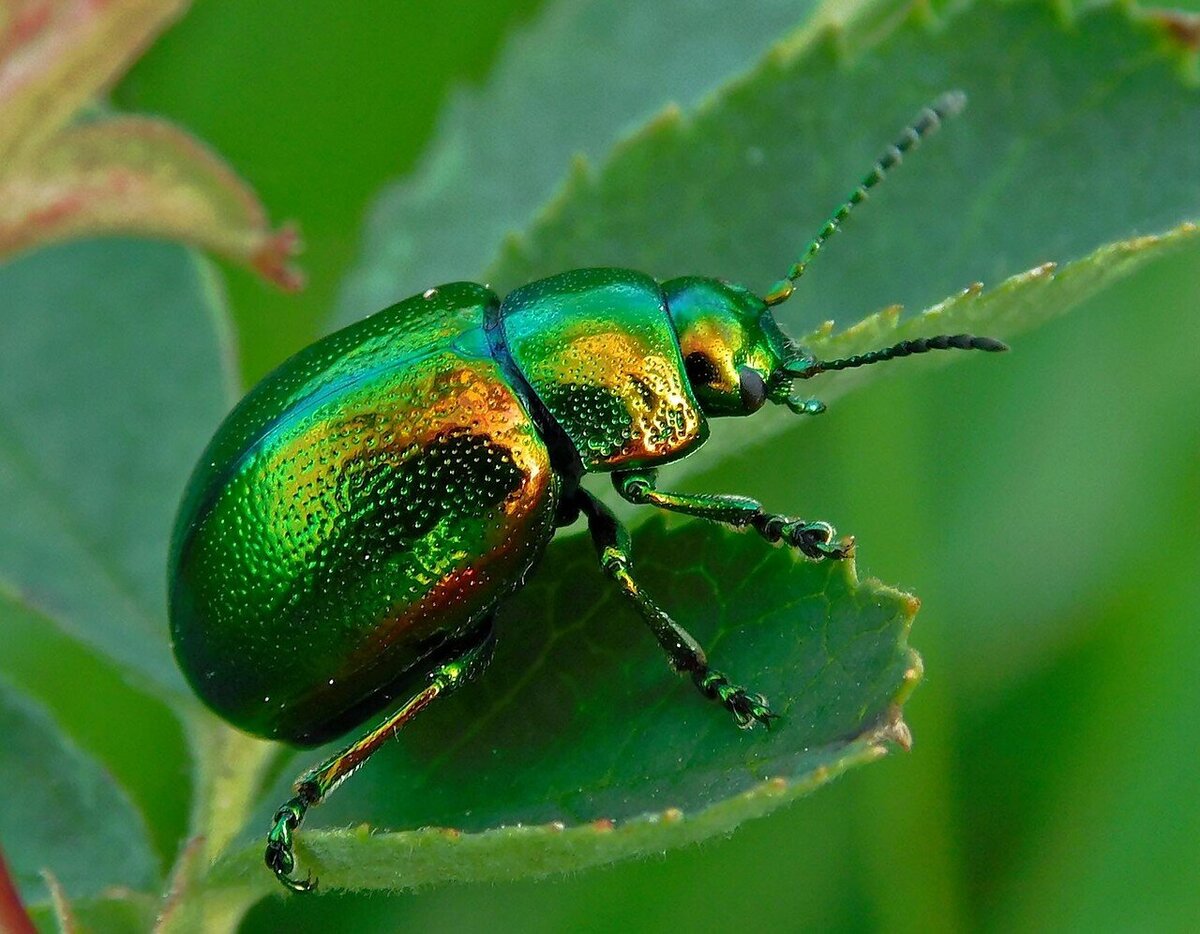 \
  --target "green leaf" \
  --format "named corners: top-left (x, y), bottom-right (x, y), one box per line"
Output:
top-left (0, 591), bottom-right (192, 871)
top-left (335, 0), bottom-right (823, 326)
top-left (0, 239), bottom-right (237, 697)
top-left (487, 0), bottom-right (1200, 339)
top-left (0, 678), bottom-right (158, 903)
top-left (217, 521), bottom-right (918, 893)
